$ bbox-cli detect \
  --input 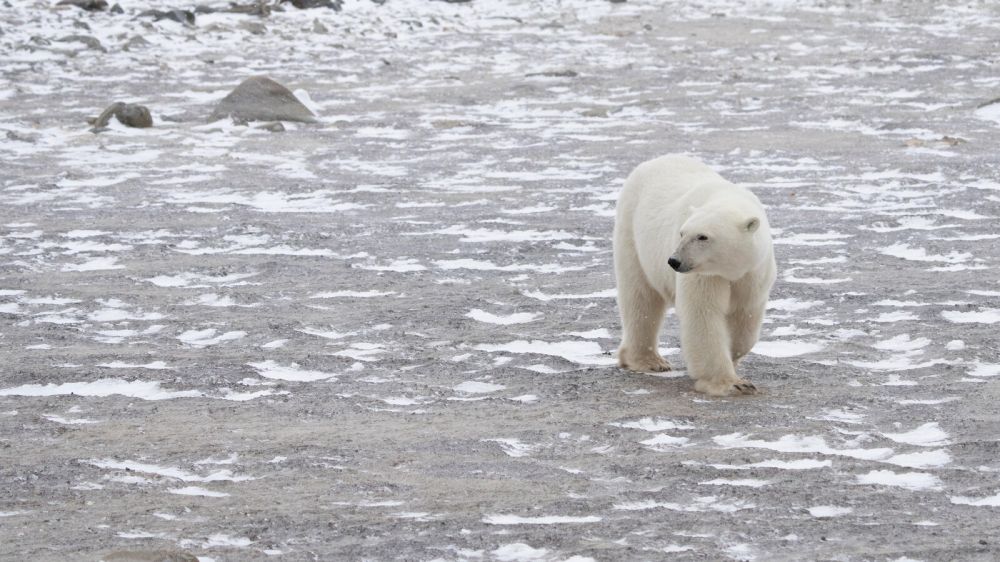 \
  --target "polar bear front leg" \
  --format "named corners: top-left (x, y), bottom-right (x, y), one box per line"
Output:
top-left (676, 277), bottom-right (756, 396)
top-left (616, 279), bottom-right (671, 373)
